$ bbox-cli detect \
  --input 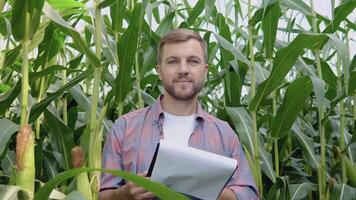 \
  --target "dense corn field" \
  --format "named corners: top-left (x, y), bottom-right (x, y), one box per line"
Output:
top-left (0, 0), bottom-right (355, 199)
